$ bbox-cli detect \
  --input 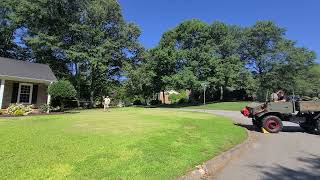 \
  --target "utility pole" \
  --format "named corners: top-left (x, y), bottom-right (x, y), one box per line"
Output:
top-left (201, 82), bottom-right (209, 105)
